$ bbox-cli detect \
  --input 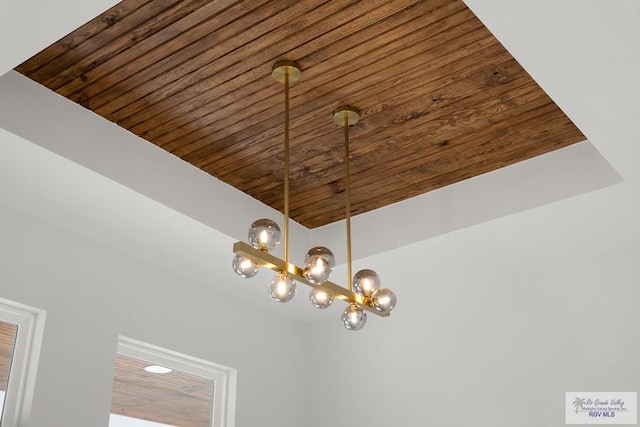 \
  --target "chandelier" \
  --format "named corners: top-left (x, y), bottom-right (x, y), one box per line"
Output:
top-left (232, 61), bottom-right (397, 331)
